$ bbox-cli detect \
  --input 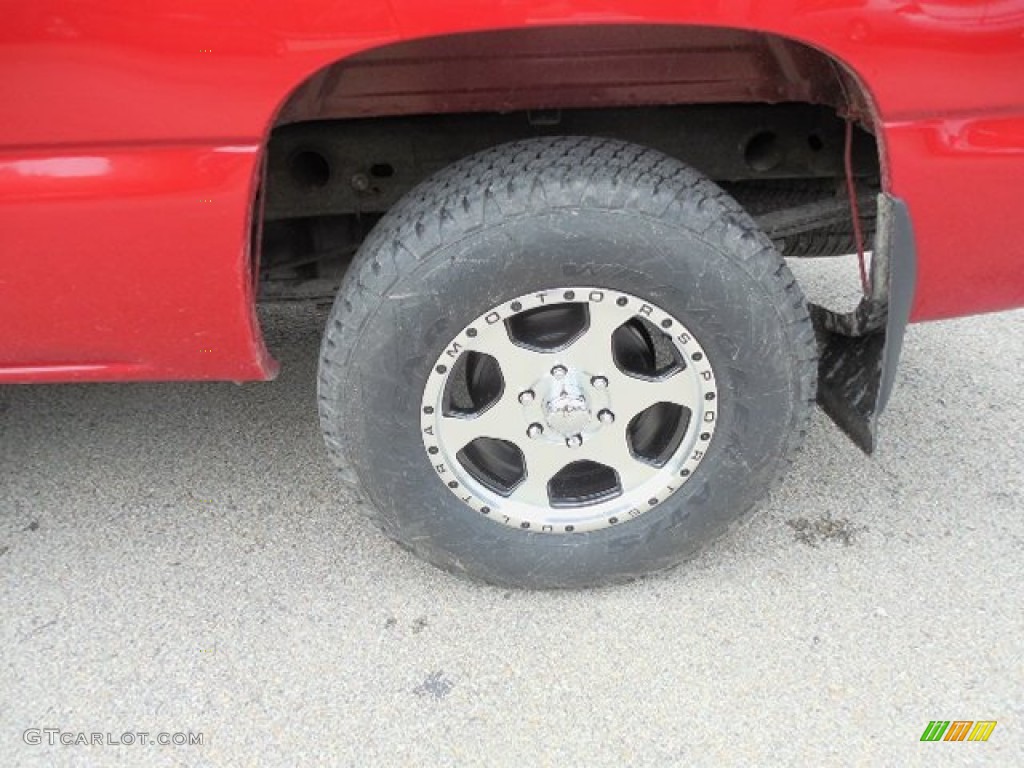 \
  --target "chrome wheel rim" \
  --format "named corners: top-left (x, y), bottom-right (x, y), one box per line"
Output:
top-left (420, 287), bottom-right (718, 533)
